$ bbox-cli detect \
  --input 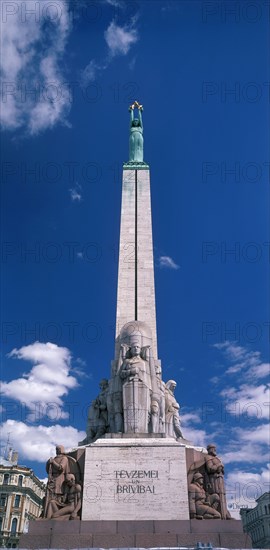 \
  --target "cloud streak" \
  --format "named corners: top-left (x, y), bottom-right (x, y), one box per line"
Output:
top-left (81, 14), bottom-right (139, 86)
top-left (159, 255), bottom-right (180, 270)
top-left (0, 0), bottom-right (72, 134)
top-left (69, 183), bottom-right (82, 202)
top-left (213, 341), bottom-right (270, 420)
